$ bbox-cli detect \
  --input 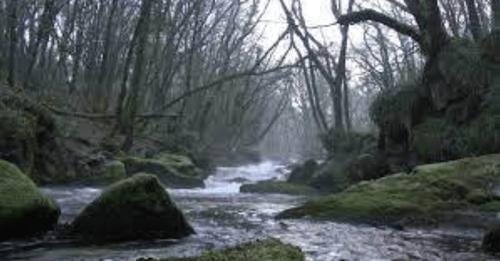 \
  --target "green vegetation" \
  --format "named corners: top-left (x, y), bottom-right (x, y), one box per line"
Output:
top-left (240, 181), bottom-right (318, 196)
top-left (71, 173), bottom-right (194, 243)
top-left (278, 154), bottom-right (500, 225)
top-left (155, 238), bottom-right (305, 261)
top-left (101, 161), bottom-right (127, 183)
top-left (121, 155), bottom-right (205, 188)
top-left (0, 160), bottom-right (60, 240)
